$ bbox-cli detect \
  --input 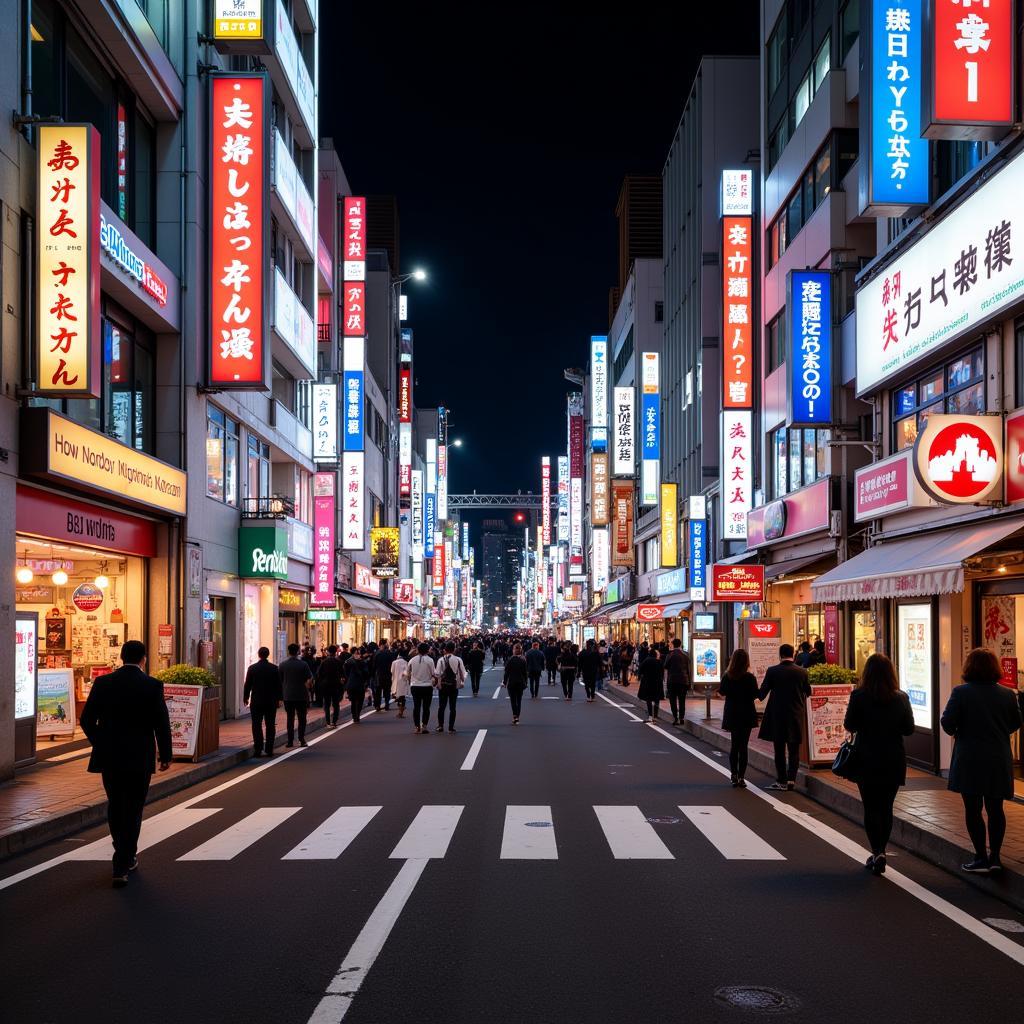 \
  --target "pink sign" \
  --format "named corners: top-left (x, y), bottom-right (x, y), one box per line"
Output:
top-left (747, 478), bottom-right (830, 548)
top-left (823, 604), bottom-right (839, 664)
top-left (311, 471), bottom-right (335, 607)
top-left (1005, 408), bottom-right (1024, 504)
top-left (854, 452), bottom-right (910, 521)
